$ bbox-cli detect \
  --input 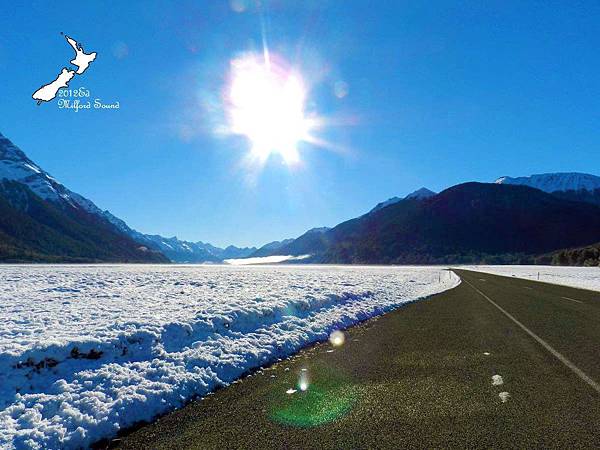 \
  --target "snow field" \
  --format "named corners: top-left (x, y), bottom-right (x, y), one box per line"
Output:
top-left (461, 265), bottom-right (600, 292)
